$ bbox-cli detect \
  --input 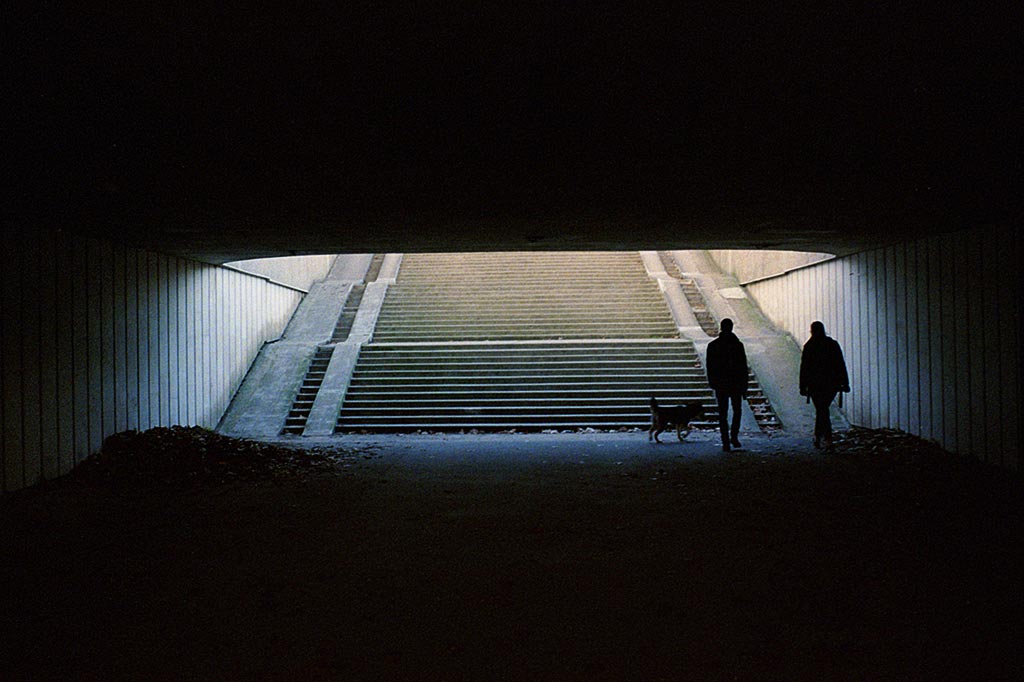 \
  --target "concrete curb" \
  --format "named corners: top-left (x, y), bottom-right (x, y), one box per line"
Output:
top-left (218, 341), bottom-right (319, 438)
top-left (304, 343), bottom-right (362, 436)
top-left (639, 251), bottom-right (702, 337)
